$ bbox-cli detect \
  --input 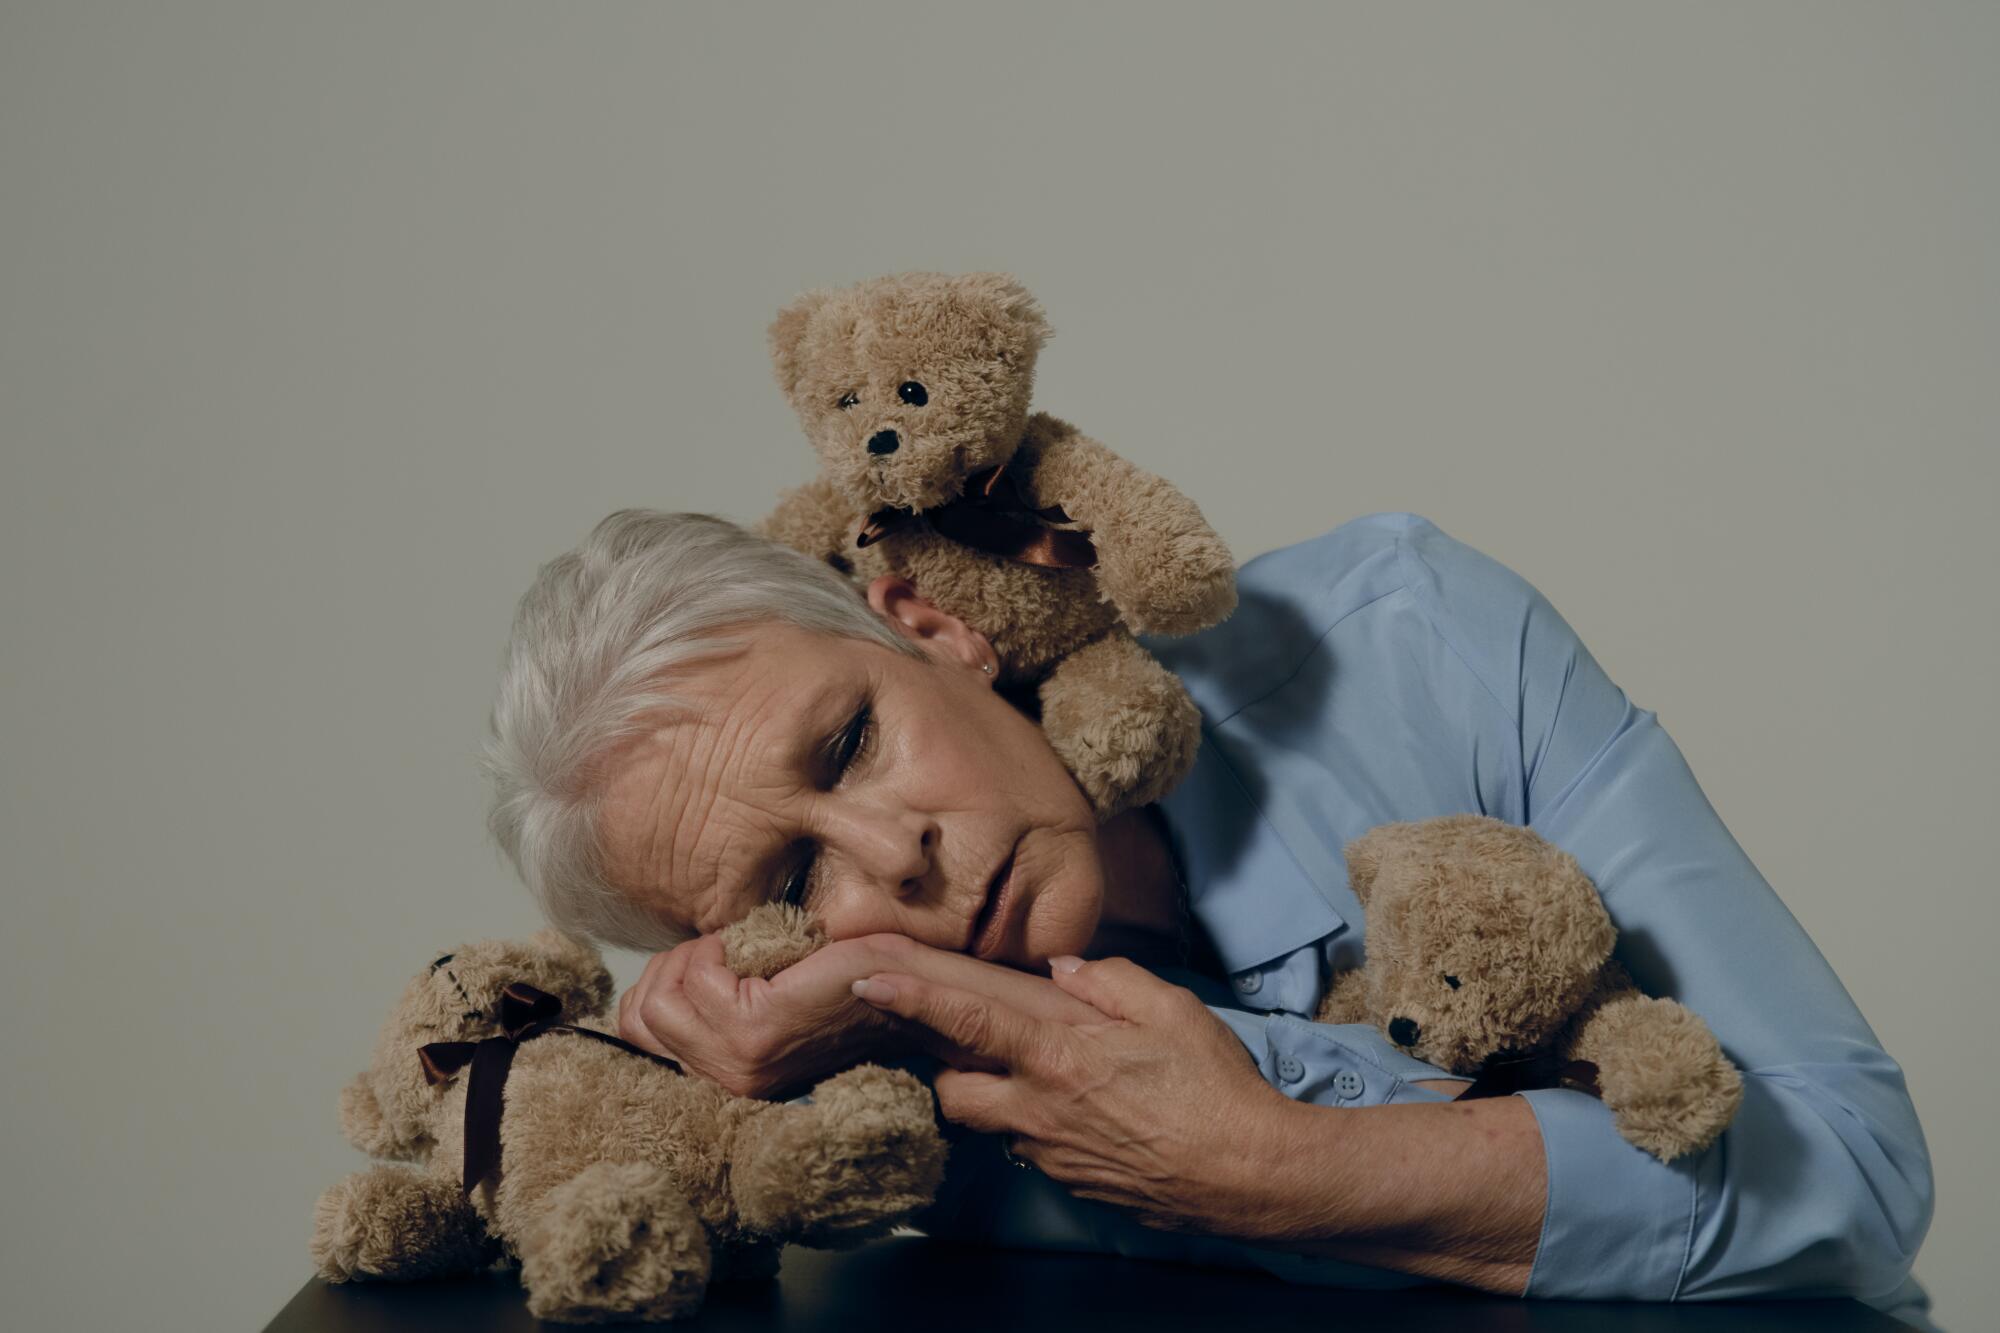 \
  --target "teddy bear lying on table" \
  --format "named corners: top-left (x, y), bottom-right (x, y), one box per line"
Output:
top-left (760, 270), bottom-right (1238, 819)
top-left (309, 905), bottom-right (946, 1323)
top-left (1317, 813), bottom-right (1744, 1161)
